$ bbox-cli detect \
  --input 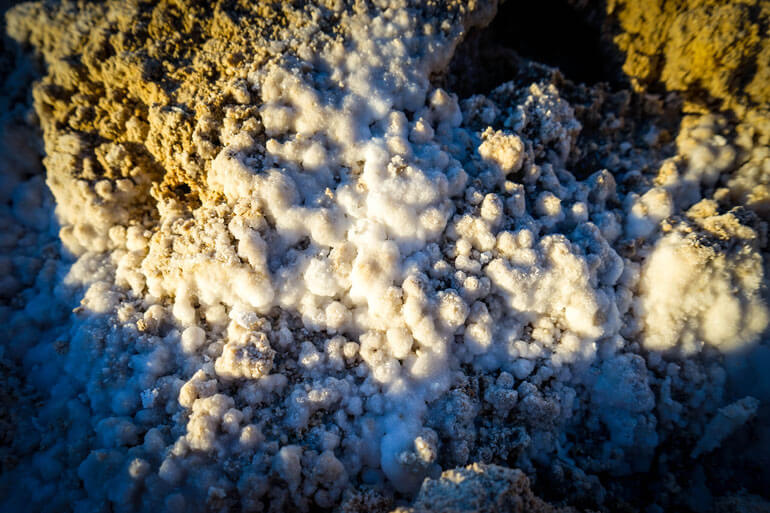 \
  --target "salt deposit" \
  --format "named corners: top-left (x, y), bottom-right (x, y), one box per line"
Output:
top-left (1, 0), bottom-right (768, 512)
